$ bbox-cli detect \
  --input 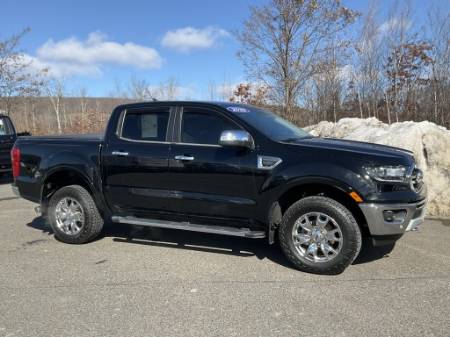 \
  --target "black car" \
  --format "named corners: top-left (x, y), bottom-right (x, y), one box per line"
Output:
top-left (0, 114), bottom-right (17, 176)
top-left (11, 102), bottom-right (426, 274)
